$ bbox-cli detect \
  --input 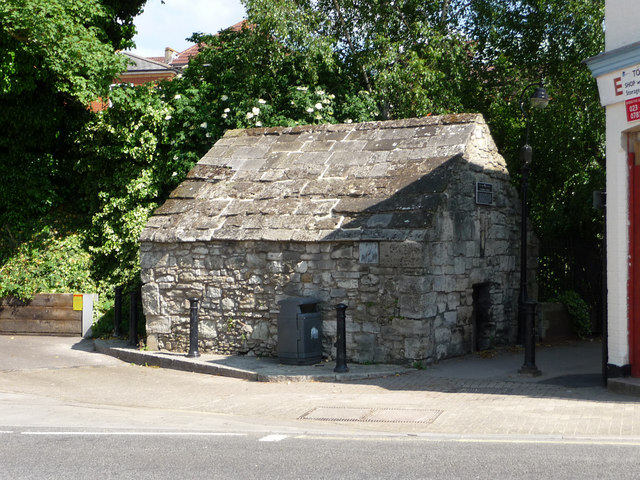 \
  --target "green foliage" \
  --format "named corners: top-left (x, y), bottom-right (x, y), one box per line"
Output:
top-left (184, 26), bottom-right (378, 128)
top-left (0, 0), bottom-right (607, 342)
top-left (0, 0), bottom-right (141, 102)
top-left (460, 0), bottom-right (606, 242)
top-left (0, 0), bottom-right (146, 333)
top-left (242, 0), bottom-right (476, 119)
top-left (74, 84), bottom-right (188, 287)
top-left (412, 360), bottom-right (426, 370)
top-left (0, 0), bottom-right (147, 256)
top-left (555, 290), bottom-right (592, 339)
top-left (0, 215), bottom-right (95, 301)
